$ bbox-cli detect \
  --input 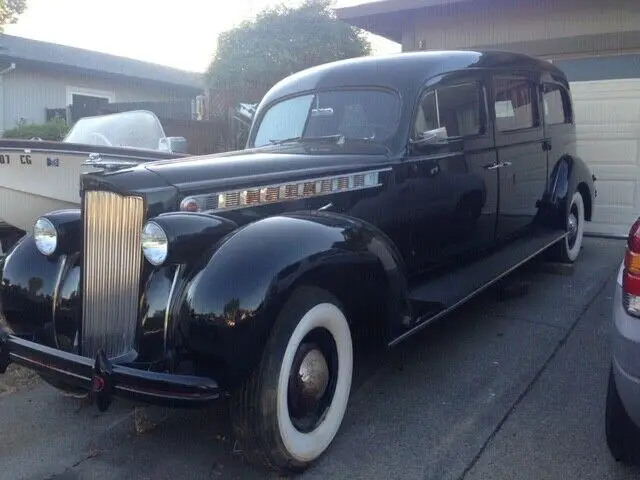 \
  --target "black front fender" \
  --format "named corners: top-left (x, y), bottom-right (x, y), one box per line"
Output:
top-left (175, 210), bottom-right (407, 387)
top-left (0, 234), bottom-right (77, 347)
